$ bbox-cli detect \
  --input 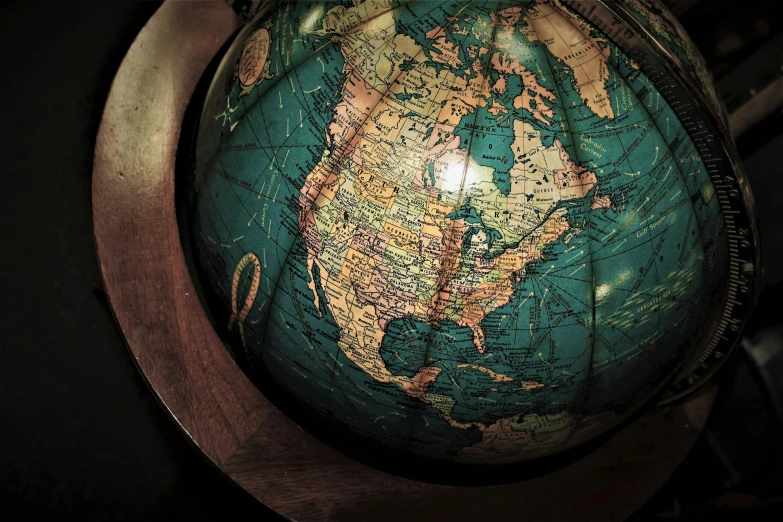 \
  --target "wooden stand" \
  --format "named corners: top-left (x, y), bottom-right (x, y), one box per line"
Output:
top-left (92, 2), bottom-right (717, 520)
